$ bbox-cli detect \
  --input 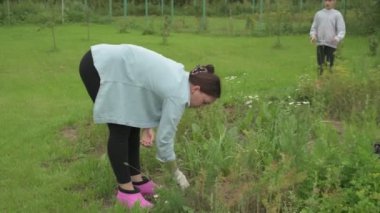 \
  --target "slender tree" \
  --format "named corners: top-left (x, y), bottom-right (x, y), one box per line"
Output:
top-left (162, 15), bottom-right (171, 45)
top-left (40, 0), bottom-right (58, 51)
